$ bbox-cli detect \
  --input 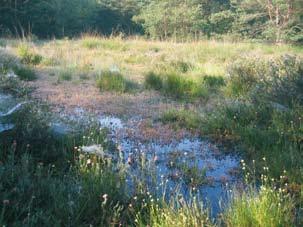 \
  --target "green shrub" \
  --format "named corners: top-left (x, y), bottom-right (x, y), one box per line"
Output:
top-left (144, 72), bottom-right (163, 90)
top-left (100, 40), bottom-right (125, 50)
top-left (18, 44), bottom-right (42, 65)
top-left (96, 71), bottom-right (137, 93)
top-left (13, 66), bottom-right (37, 81)
top-left (0, 146), bottom-right (130, 226)
top-left (227, 55), bottom-right (303, 107)
top-left (226, 57), bottom-right (264, 96)
top-left (257, 55), bottom-right (303, 107)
